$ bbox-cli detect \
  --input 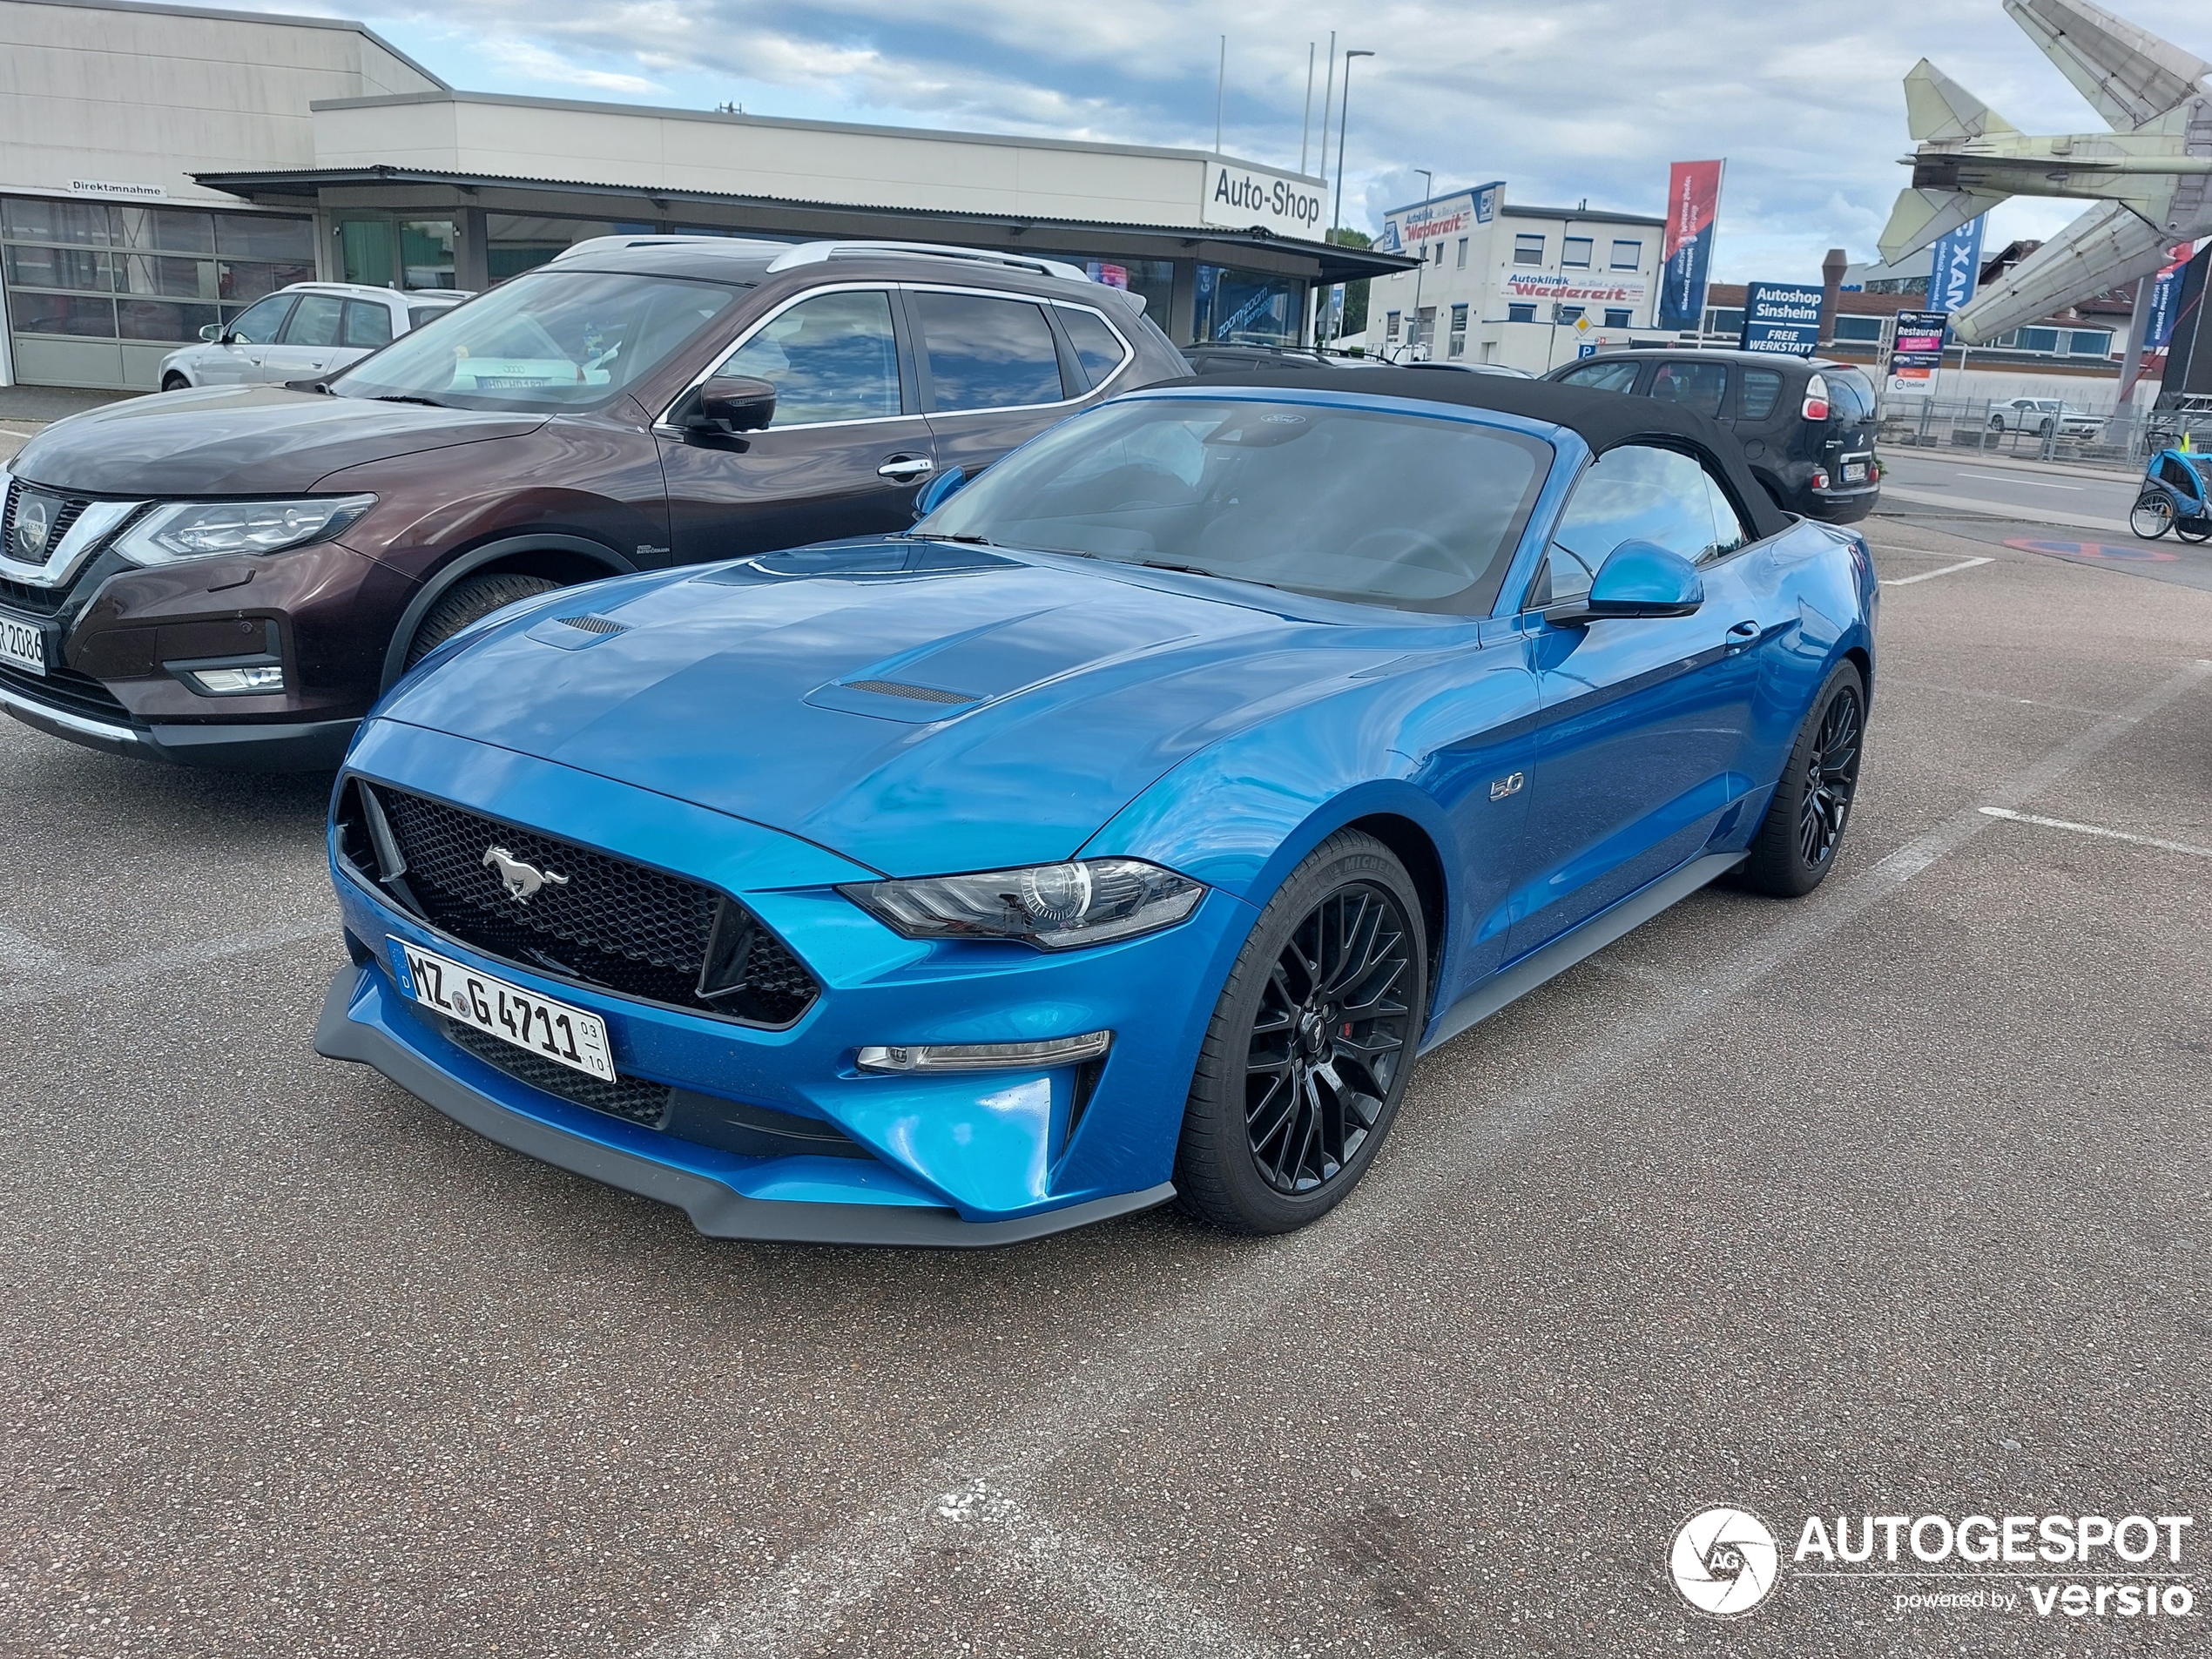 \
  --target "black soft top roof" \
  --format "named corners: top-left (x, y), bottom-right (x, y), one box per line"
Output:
top-left (1184, 362), bottom-right (1794, 543)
